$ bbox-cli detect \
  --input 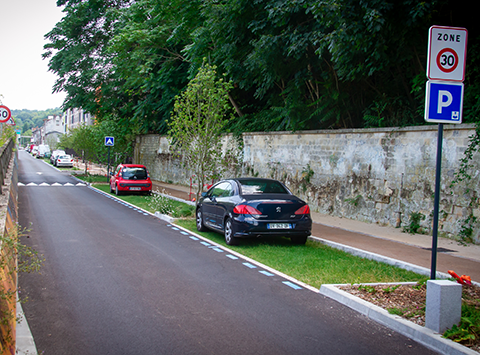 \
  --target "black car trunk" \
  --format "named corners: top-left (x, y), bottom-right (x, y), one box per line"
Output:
top-left (243, 194), bottom-right (303, 220)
